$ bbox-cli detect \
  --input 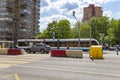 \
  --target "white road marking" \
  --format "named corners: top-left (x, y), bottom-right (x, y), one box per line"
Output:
top-left (16, 65), bottom-right (120, 77)
top-left (0, 54), bottom-right (48, 70)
